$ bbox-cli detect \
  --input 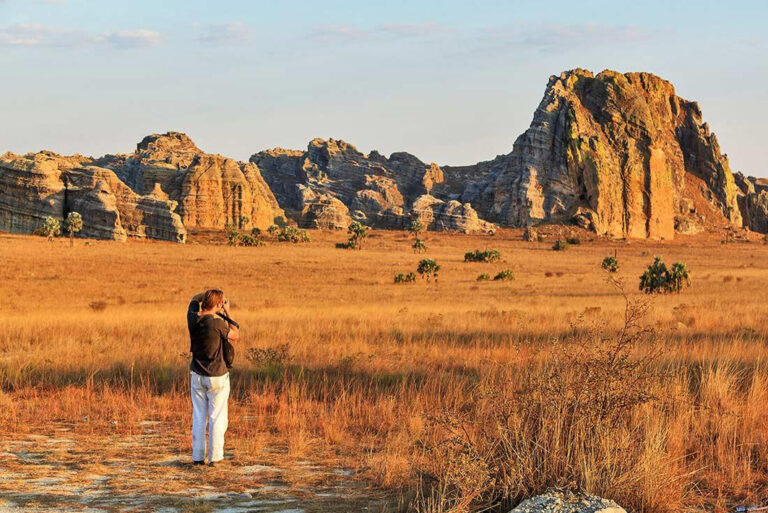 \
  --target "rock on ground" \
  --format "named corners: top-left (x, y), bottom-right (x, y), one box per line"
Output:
top-left (509, 491), bottom-right (626, 513)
